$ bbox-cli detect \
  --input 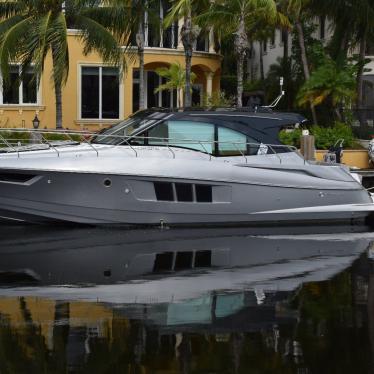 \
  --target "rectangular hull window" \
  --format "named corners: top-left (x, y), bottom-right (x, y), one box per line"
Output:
top-left (175, 252), bottom-right (193, 270)
top-left (154, 182), bottom-right (174, 201)
top-left (195, 250), bottom-right (212, 267)
top-left (0, 173), bottom-right (37, 183)
top-left (154, 182), bottom-right (213, 203)
top-left (196, 185), bottom-right (213, 203)
top-left (153, 252), bottom-right (174, 272)
top-left (175, 183), bottom-right (193, 202)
